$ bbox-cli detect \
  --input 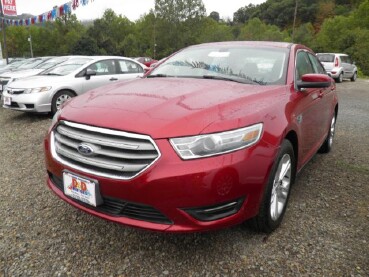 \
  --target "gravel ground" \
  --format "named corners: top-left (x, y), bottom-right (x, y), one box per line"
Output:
top-left (0, 79), bottom-right (368, 277)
